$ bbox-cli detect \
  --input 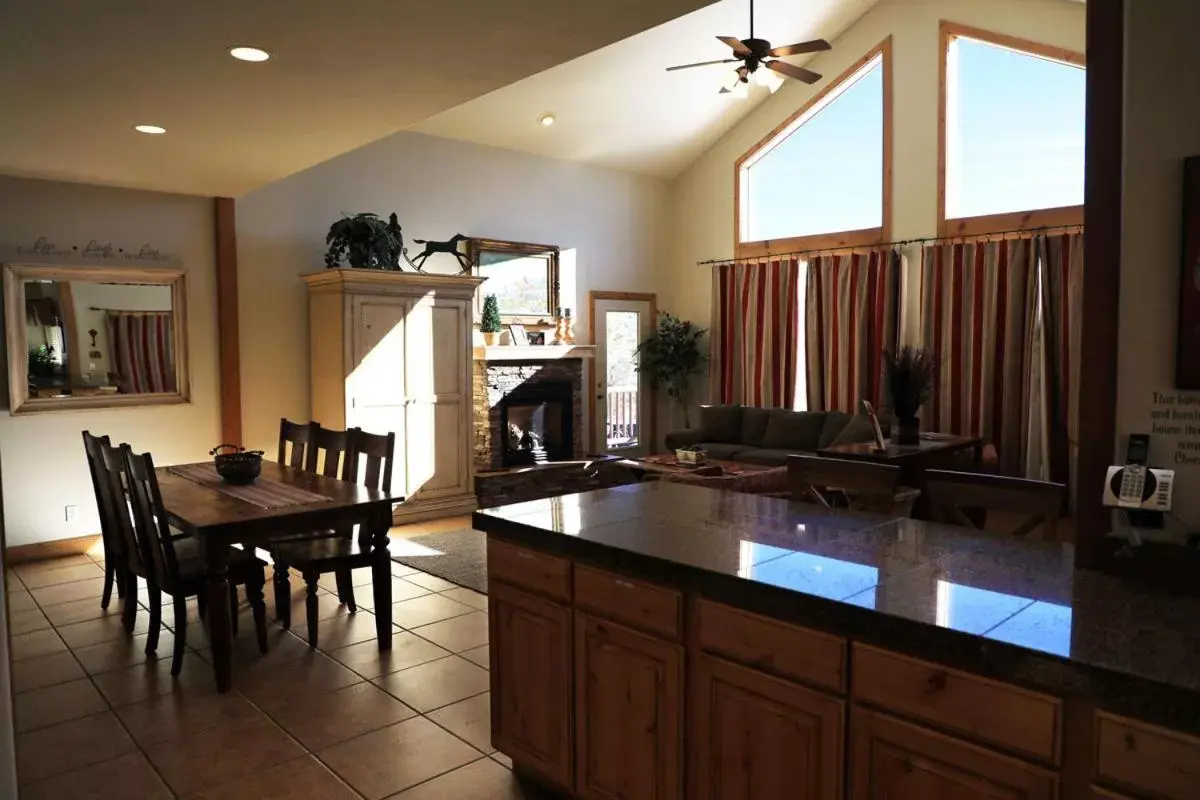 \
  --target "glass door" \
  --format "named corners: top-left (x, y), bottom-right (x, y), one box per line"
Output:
top-left (591, 294), bottom-right (655, 457)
